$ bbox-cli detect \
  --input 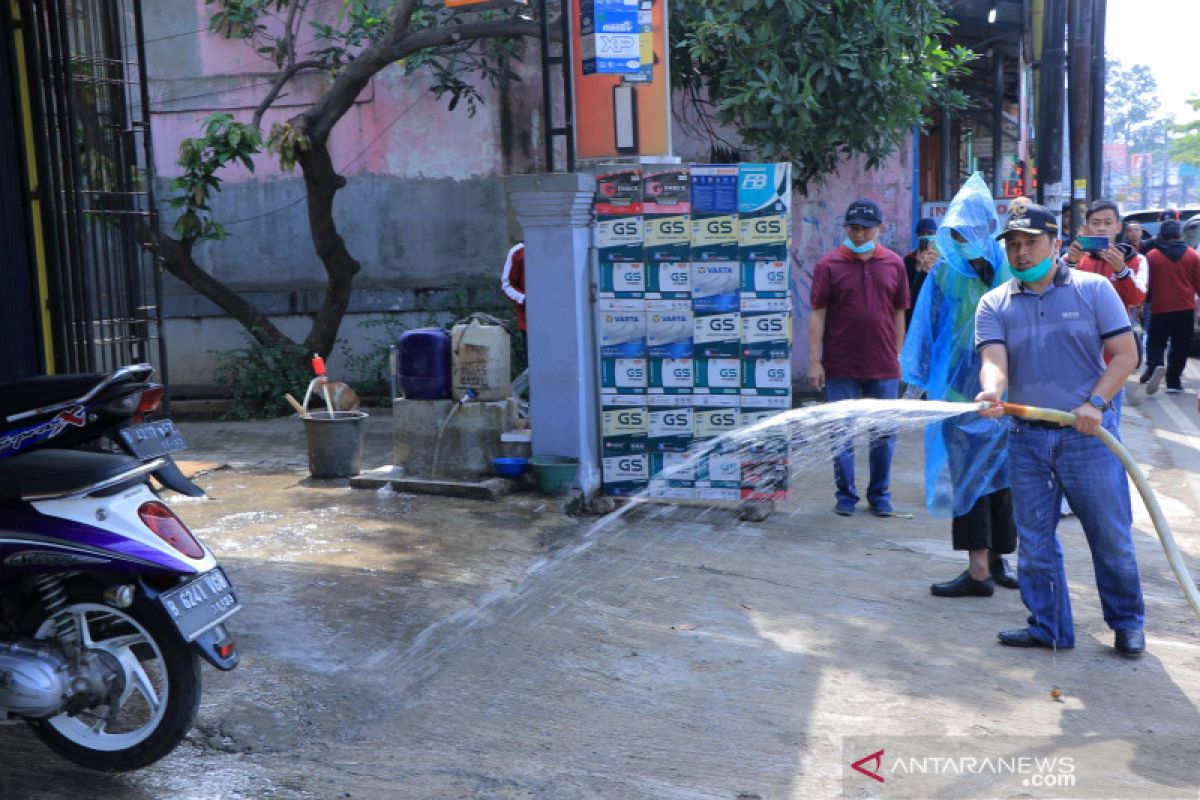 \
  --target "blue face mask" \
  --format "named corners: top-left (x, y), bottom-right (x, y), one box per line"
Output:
top-left (844, 237), bottom-right (876, 254)
top-left (1011, 256), bottom-right (1055, 283)
top-left (956, 239), bottom-right (986, 261)
top-left (918, 234), bottom-right (936, 243)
